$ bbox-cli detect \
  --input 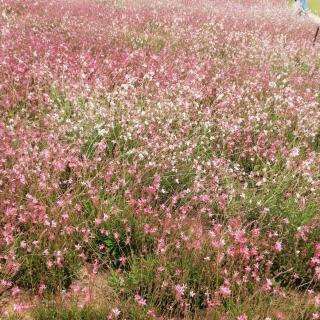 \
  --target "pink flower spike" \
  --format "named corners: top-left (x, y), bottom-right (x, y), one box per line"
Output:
top-left (135, 294), bottom-right (147, 306)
